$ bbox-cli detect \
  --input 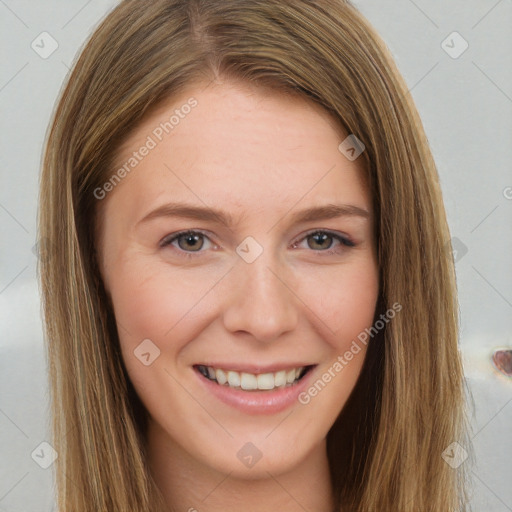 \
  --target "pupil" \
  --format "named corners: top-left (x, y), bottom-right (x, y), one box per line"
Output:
top-left (310, 233), bottom-right (330, 250)
top-left (181, 233), bottom-right (202, 251)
